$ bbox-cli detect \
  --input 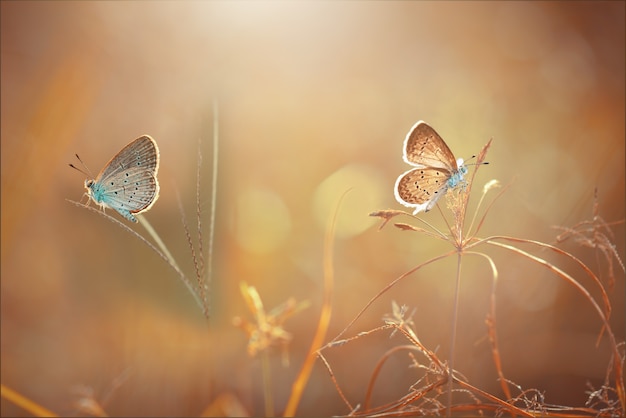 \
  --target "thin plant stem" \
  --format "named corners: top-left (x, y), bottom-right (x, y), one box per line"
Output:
top-left (284, 189), bottom-right (349, 416)
top-left (1, 384), bottom-right (58, 418)
top-left (176, 190), bottom-right (209, 318)
top-left (447, 252), bottom-right (463, 417)
top-left (195, 138), bottom-right (205, 283)
top-left (261, 349), bottom-right (274, 417)
top-left (206, 99), bottom-right (219, 319)
top-left (135, 214), bottom-right (205, 313)
top-left (465, 250), bottom-right (511, 399)
top-left (137, 215), bottom-right (180, 273)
